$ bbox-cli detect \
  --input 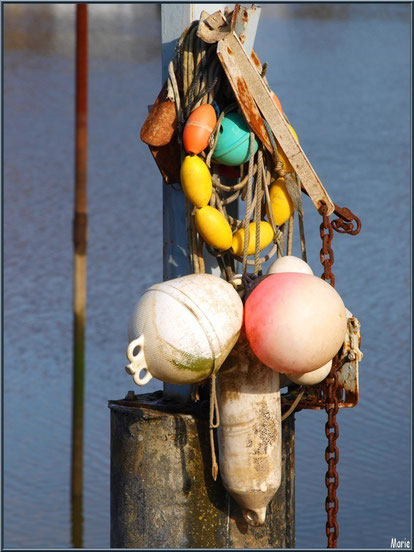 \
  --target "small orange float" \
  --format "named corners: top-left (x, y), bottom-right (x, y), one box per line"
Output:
top-left (183, 104), bottom-right (217, 155)
top-left (271, 91), bottom-right (283, 113)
